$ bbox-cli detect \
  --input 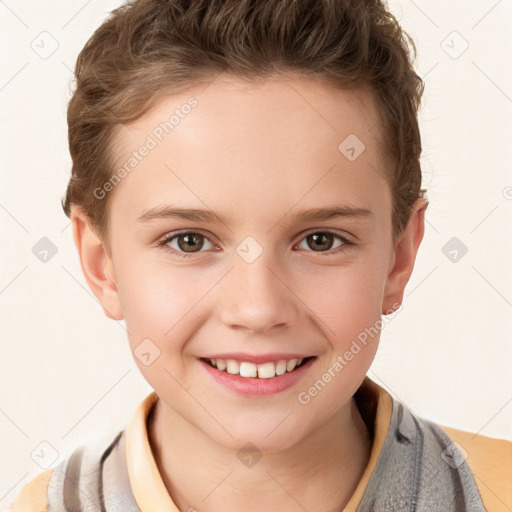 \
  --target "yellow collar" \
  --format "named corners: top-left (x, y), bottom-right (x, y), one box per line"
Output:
top-left (125, 390), bottom-right (180, 511)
